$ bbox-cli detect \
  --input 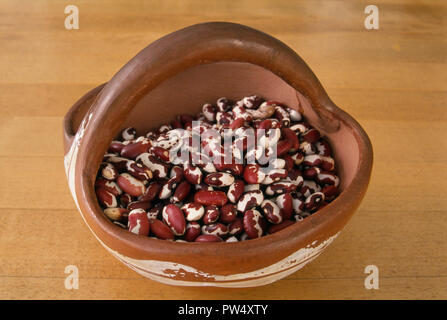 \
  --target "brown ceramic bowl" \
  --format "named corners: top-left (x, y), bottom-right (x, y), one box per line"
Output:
top-left (63, 22), bottom-right (373, 287)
